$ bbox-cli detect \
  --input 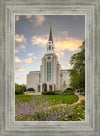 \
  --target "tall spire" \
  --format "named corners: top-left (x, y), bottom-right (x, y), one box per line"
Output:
top-left (49, 24), bottom-right (53, 43)
top-left (46, 24), bottom-right (55, 54)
